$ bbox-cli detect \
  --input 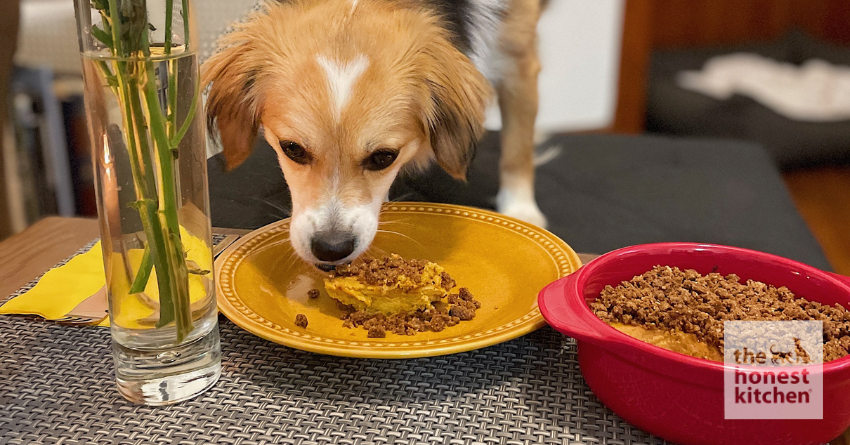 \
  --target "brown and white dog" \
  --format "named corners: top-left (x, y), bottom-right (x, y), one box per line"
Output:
top-left (203, 0), bottom-right (547, 270)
